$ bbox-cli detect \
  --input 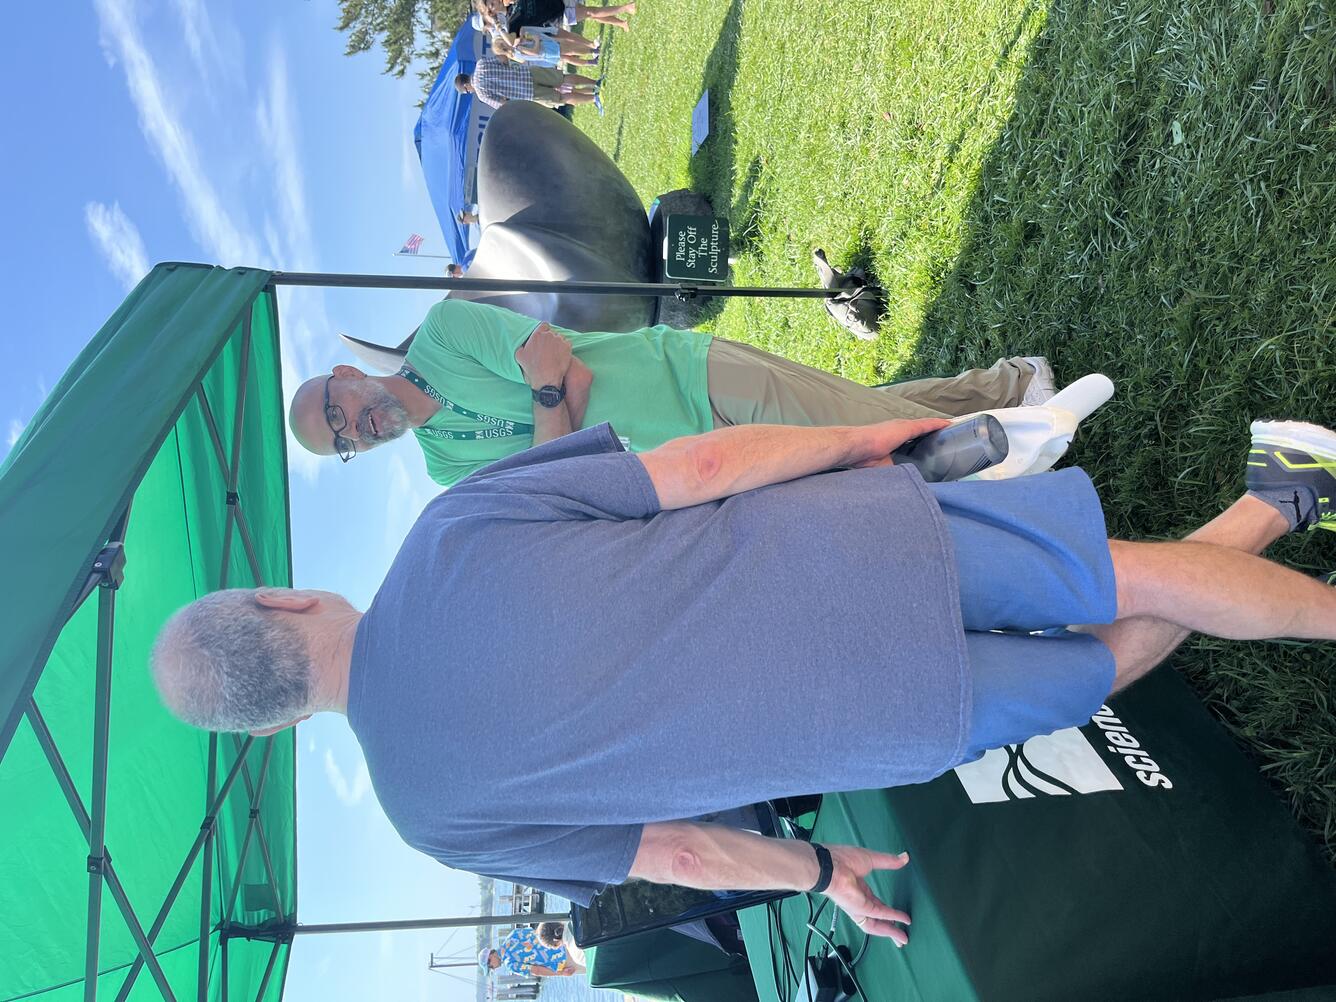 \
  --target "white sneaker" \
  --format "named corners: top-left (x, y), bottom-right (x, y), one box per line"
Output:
top-left (1020, 356), bottom-right (1057, 406)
